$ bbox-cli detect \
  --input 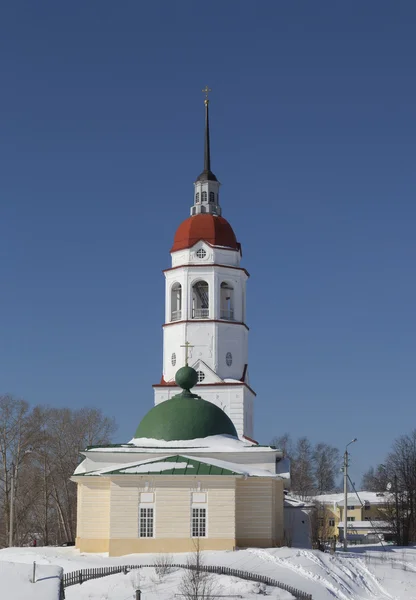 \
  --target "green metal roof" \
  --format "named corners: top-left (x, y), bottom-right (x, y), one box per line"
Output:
top-left (134, 395), bottom-right (238, 441)
top-left (83, 455), bottom-right (242, 476)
